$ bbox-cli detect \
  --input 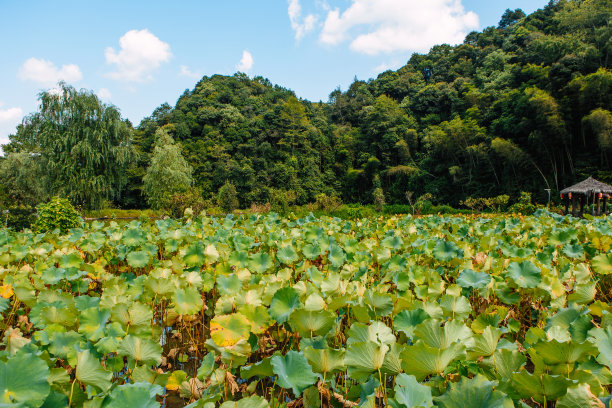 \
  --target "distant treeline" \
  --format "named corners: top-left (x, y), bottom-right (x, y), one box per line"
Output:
top-left (2, 0), bottom-right (611, 211)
